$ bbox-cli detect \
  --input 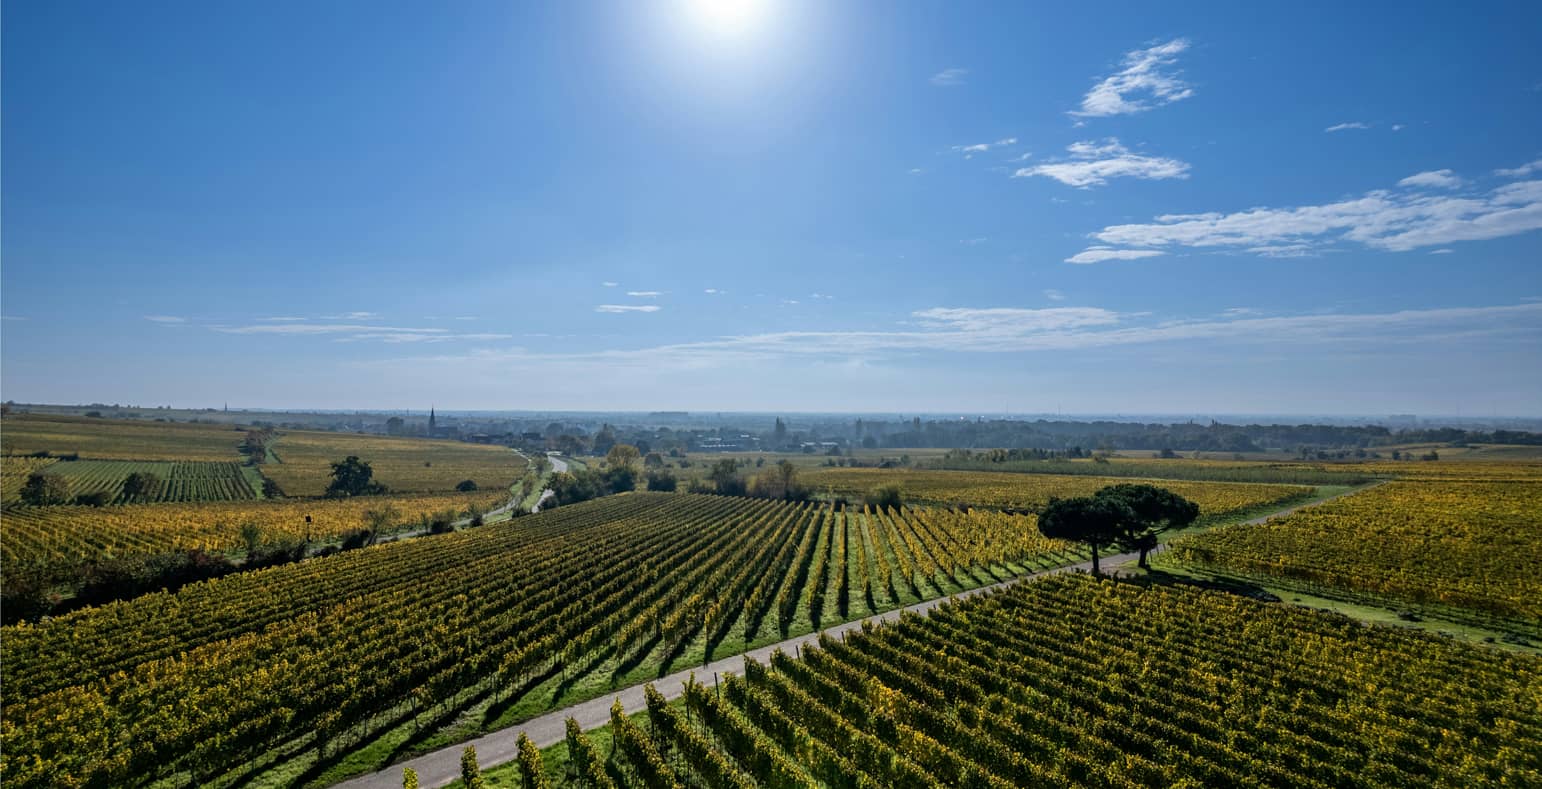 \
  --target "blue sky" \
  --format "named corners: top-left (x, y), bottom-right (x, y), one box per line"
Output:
top-left (4, 0), bottom-right (1540, 415)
